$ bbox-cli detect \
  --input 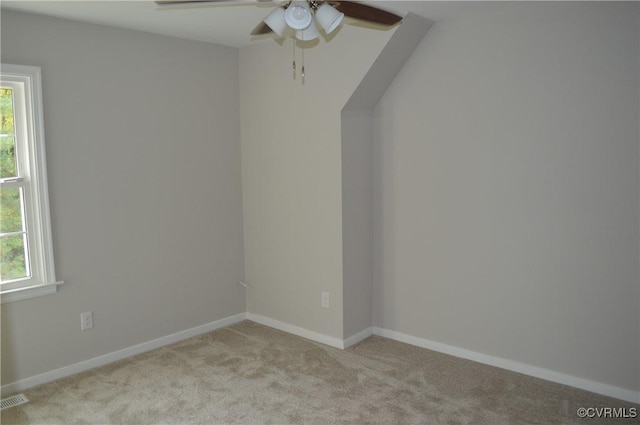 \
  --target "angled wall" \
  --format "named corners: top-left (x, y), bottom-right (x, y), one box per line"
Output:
top-left (342, 14), bottom-right (433, 340)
